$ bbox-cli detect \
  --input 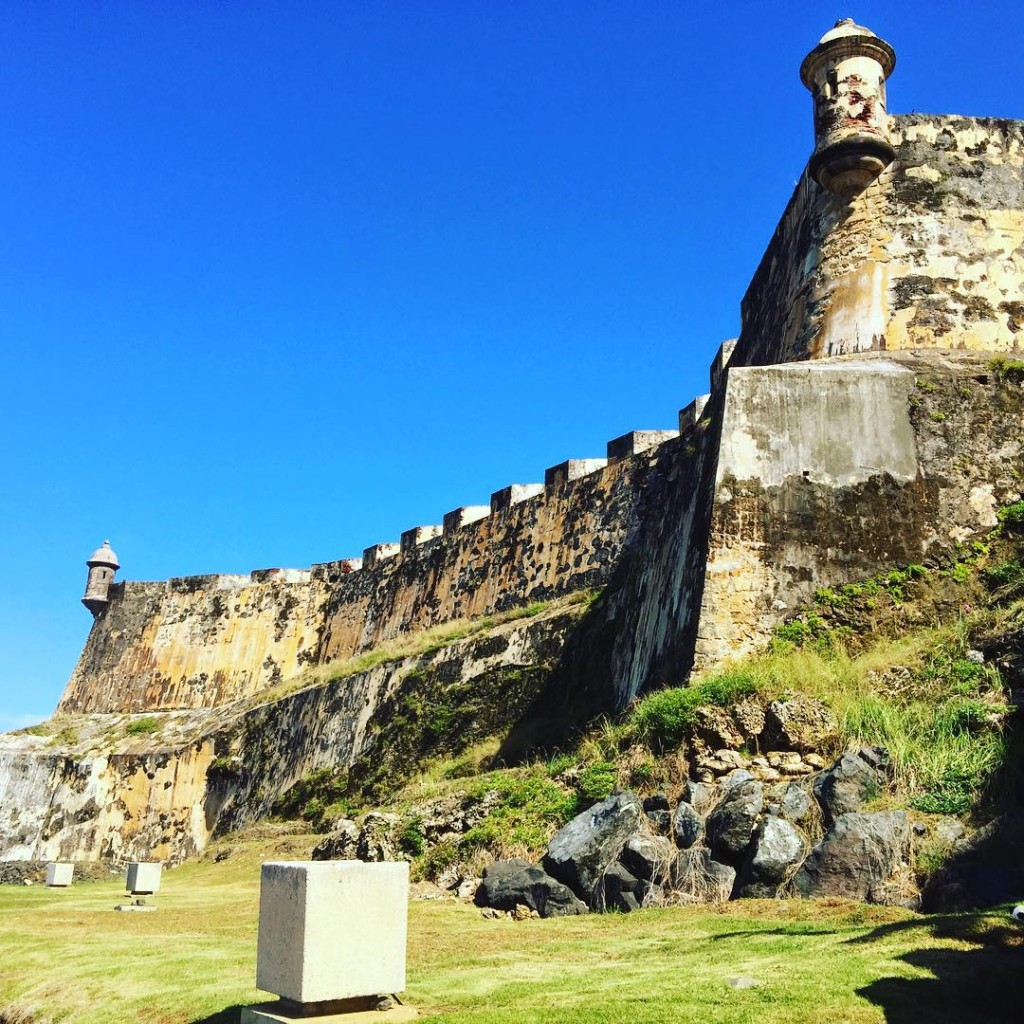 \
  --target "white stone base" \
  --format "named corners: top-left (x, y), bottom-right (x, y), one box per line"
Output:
top-left (241, 1002), bottom-right (417, 1024)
